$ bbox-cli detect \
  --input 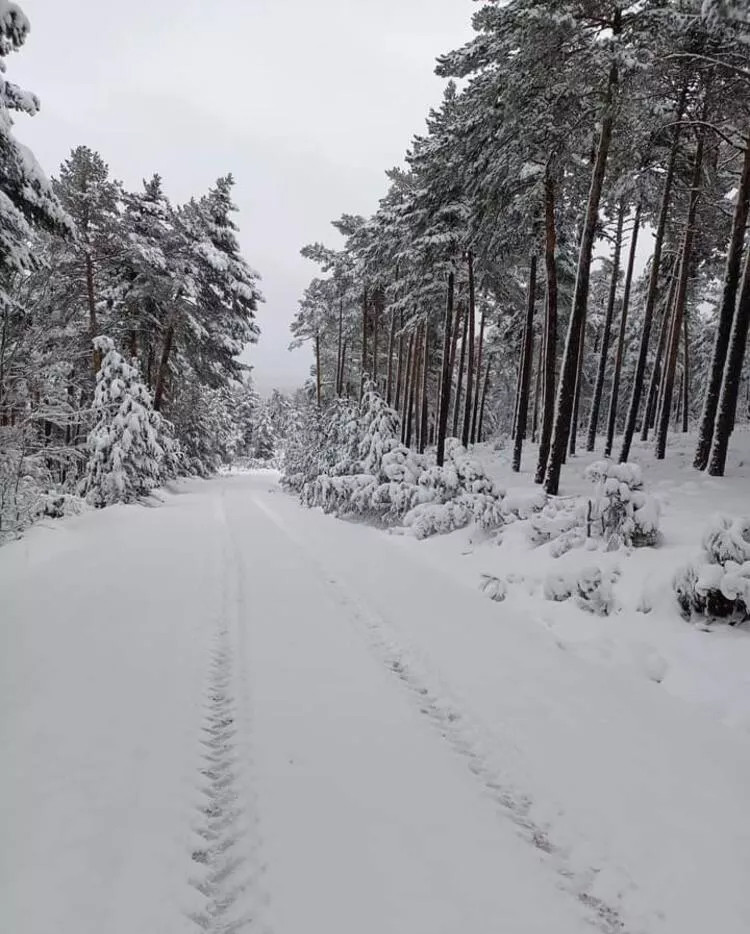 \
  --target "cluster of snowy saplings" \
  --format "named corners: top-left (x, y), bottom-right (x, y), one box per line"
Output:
top-left (526, 460), bottom-right (661, 559)
top-left (83, 338), bottom-right (182, 508)
top-left (281, 385), bottom-right (506, 538)
top-left (674, 516), bottom-right (750, 626)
